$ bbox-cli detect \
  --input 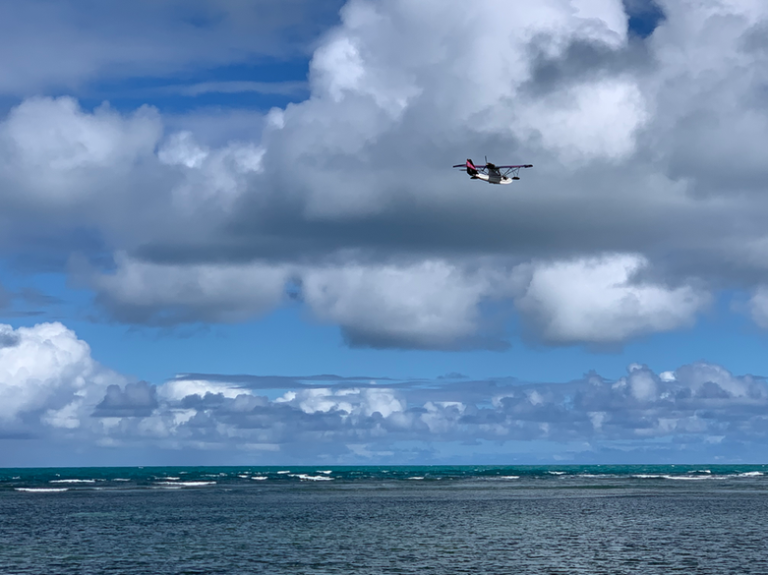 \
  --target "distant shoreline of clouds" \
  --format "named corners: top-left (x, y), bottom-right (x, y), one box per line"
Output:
top-left (1, 322), bottom-right (765, 467)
